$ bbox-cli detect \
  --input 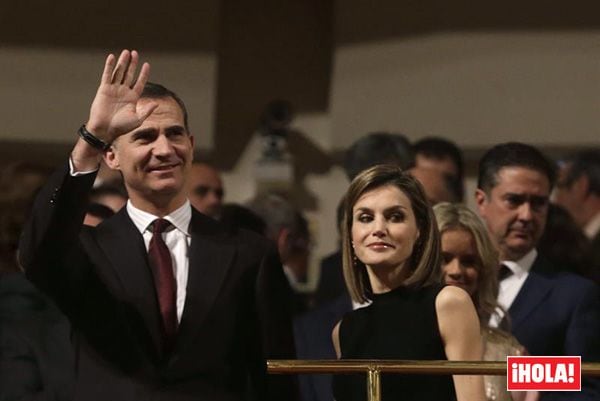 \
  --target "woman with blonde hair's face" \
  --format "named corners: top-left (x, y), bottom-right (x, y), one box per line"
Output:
top-left (441, 228), bottom-right (480, 296)
top-left (433, 202), bottom-right (500, 323)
